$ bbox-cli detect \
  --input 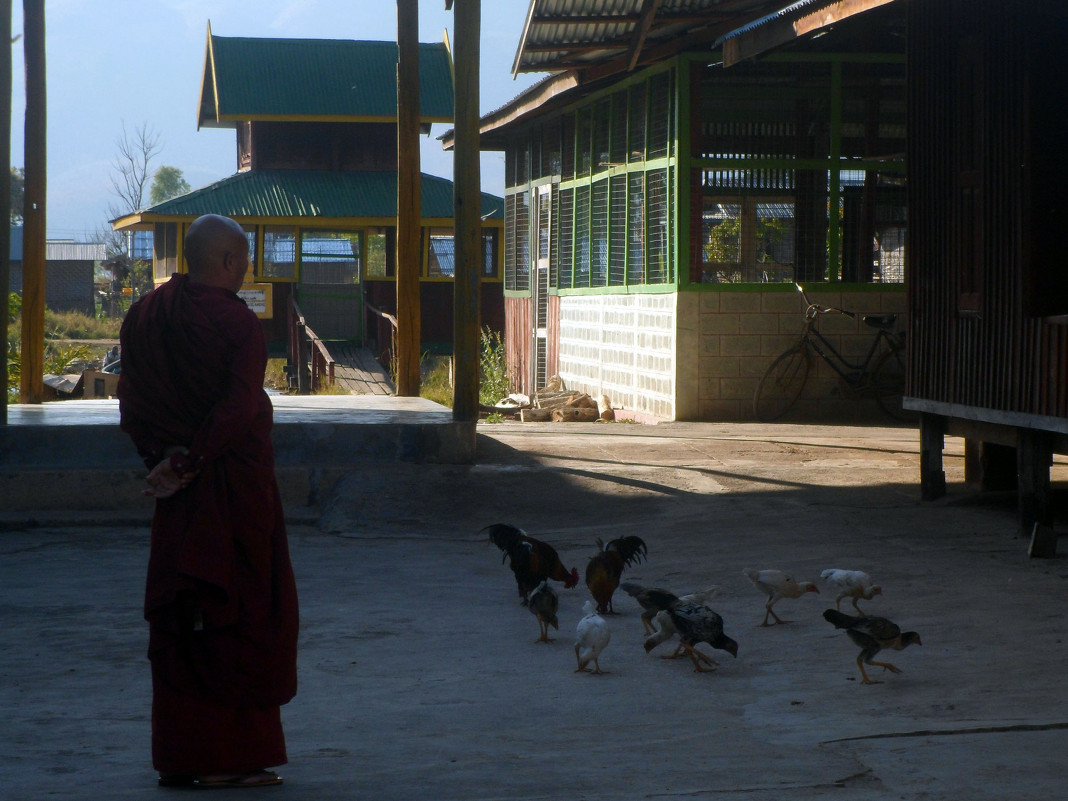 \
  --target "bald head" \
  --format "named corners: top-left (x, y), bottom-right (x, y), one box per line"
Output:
top-left (184, 214), bottom-right (250, 292)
